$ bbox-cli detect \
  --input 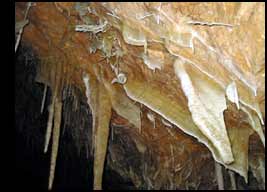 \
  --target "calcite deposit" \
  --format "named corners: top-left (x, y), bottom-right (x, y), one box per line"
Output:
top-left (15, 2), bottom-right (265, 190)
